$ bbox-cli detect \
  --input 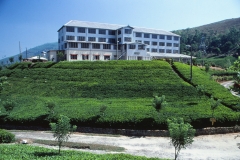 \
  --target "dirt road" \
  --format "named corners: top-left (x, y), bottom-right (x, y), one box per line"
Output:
top-left (11, 131), bottom-right (240, 160)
